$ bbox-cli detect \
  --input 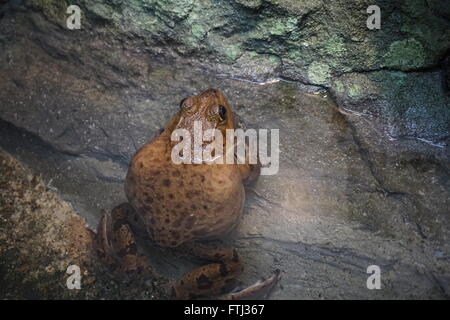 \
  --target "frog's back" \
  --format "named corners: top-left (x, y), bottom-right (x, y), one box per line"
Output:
top-left (125, 137), bottom-right (245, 247)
